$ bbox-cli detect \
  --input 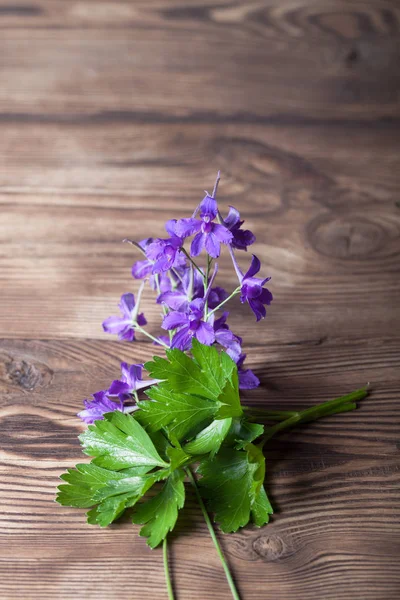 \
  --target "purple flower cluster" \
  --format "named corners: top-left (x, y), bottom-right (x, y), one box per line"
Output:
top-left (78, 363), bottom-right (159, 424)
top-left (78, 173), bottom-right (273, 422)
